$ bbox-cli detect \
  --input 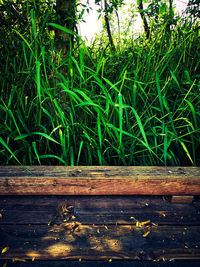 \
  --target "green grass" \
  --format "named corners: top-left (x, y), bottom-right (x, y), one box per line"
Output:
top-left (0, 11), bottom-right (200, 166)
